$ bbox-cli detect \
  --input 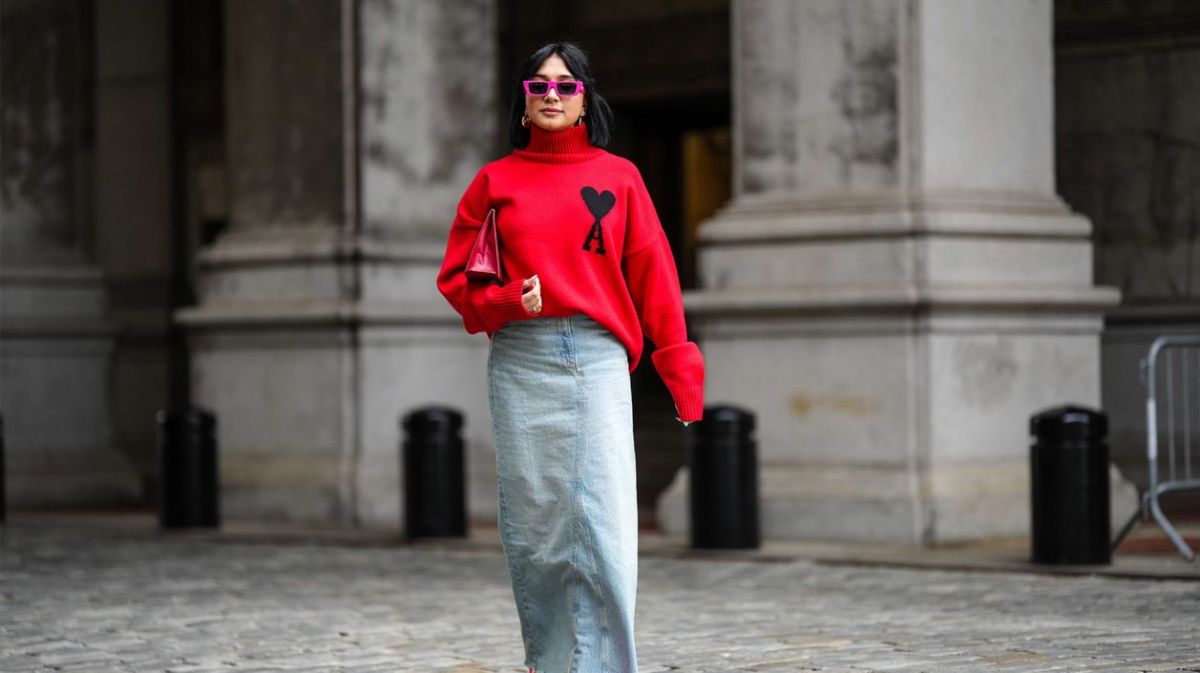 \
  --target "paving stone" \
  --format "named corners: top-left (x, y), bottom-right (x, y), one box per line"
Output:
top-left (0, 526), bottom-right (1196, 672)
